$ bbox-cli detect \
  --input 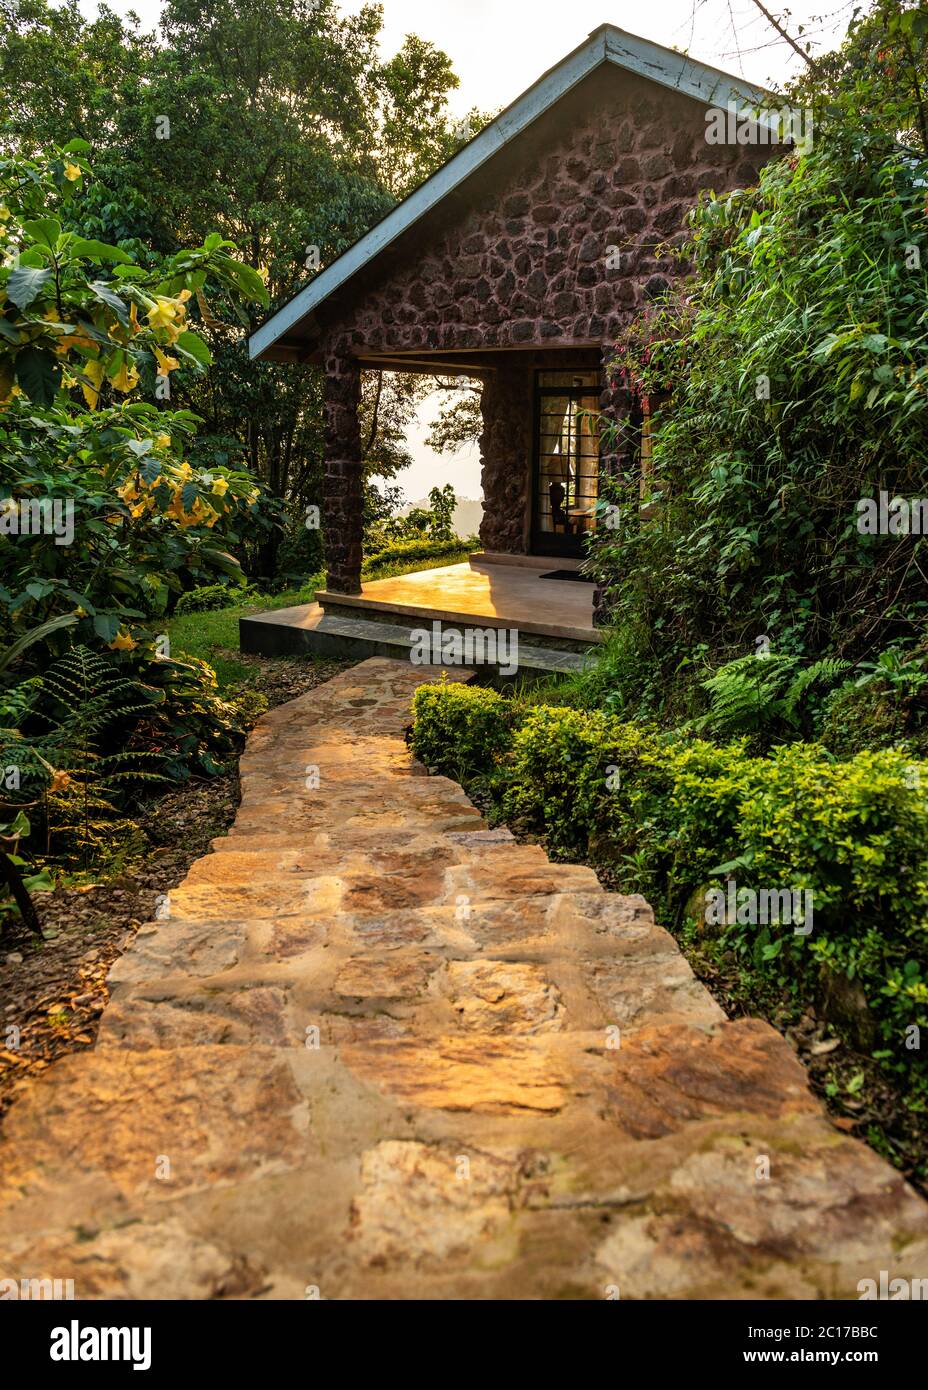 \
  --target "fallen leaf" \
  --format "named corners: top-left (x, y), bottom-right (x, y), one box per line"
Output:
top-left (810, 1036), bottom-right (842, 1056)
